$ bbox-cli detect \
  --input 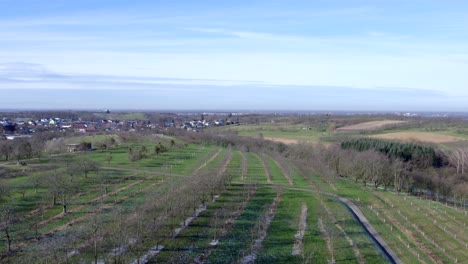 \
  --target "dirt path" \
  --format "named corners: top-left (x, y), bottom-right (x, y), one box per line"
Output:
top-left (217, 150), bottom-right (233, 177)
top-left (195, 186), bottom-right (258, 264)
top-left (240, 151), bottom-right (248, 180)
top-left (18, 173), bottom-right (135, 224)
top-left (317, 218), bottom-right (335, 262)
top-left (254, 153), bottom-right (272, 184)
top-left (193, 148), bottom-right (222, 175)
top-left (292, 203), bottom-right (307, 256)
top-left (240, 191), bottom-right (282, 264)
top-left (269, 155), bottom-right (293, 186)
top-left (100, 166), bottom-right (187, 178)
top-left (132, 154), bottom-right (233, 263)
top-left (34, 178), bottom-right (146, 229)
top-left (15, 179), bottom-right (165, 253)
